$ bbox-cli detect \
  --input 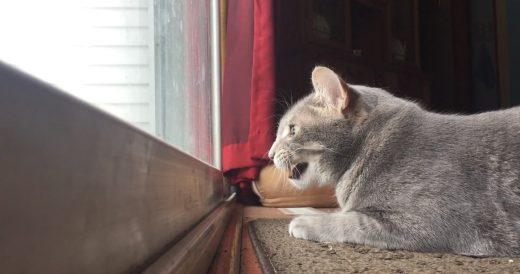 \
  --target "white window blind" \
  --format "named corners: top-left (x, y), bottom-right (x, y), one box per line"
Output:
top-left (0, 0), bottom-right (155, 134)
top-left (0, 0), bottom-right (216, 165)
